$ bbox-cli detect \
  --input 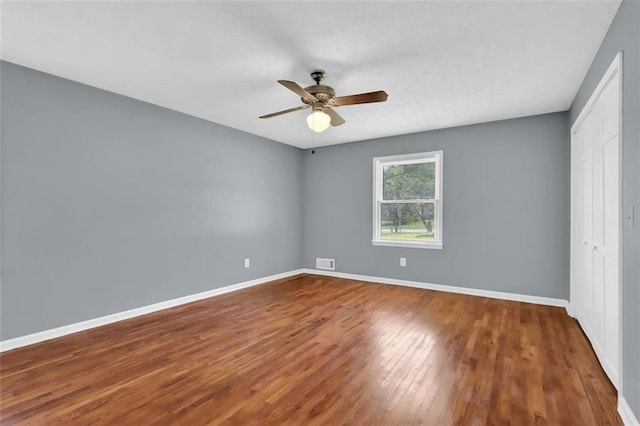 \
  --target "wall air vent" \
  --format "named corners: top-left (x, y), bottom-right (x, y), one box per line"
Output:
top-left (315, 258), bottom-right (335, 271)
